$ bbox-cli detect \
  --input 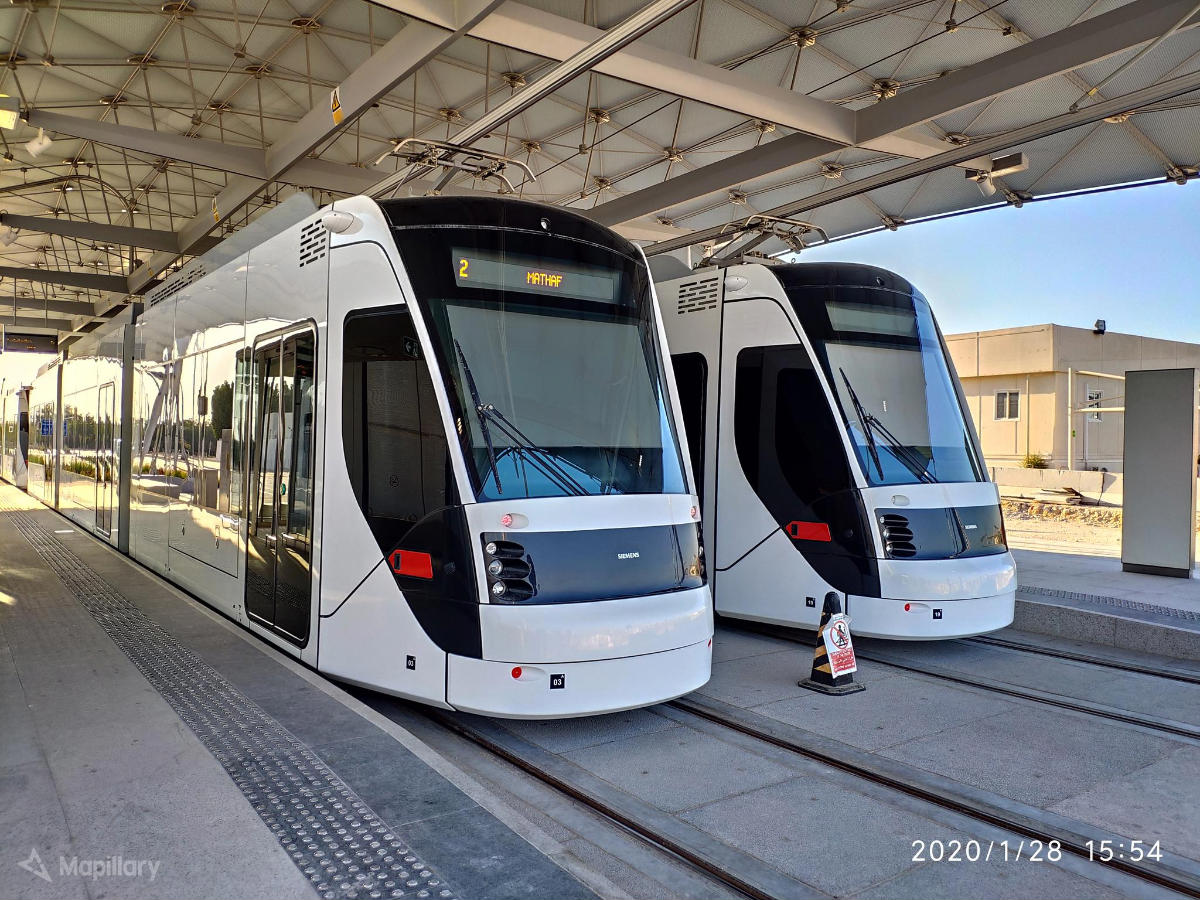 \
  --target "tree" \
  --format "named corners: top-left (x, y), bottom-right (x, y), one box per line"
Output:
top-left (211, 382), bottom-right (234, 436)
